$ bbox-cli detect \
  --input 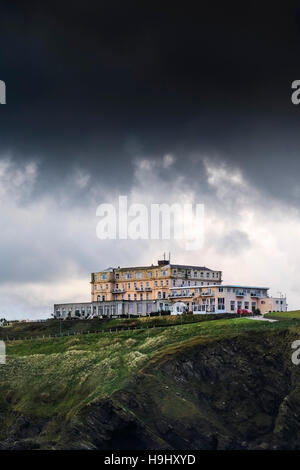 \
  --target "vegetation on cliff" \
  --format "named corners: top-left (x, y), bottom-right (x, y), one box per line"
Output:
top-left (1, 315), bottom-right (300, 449)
